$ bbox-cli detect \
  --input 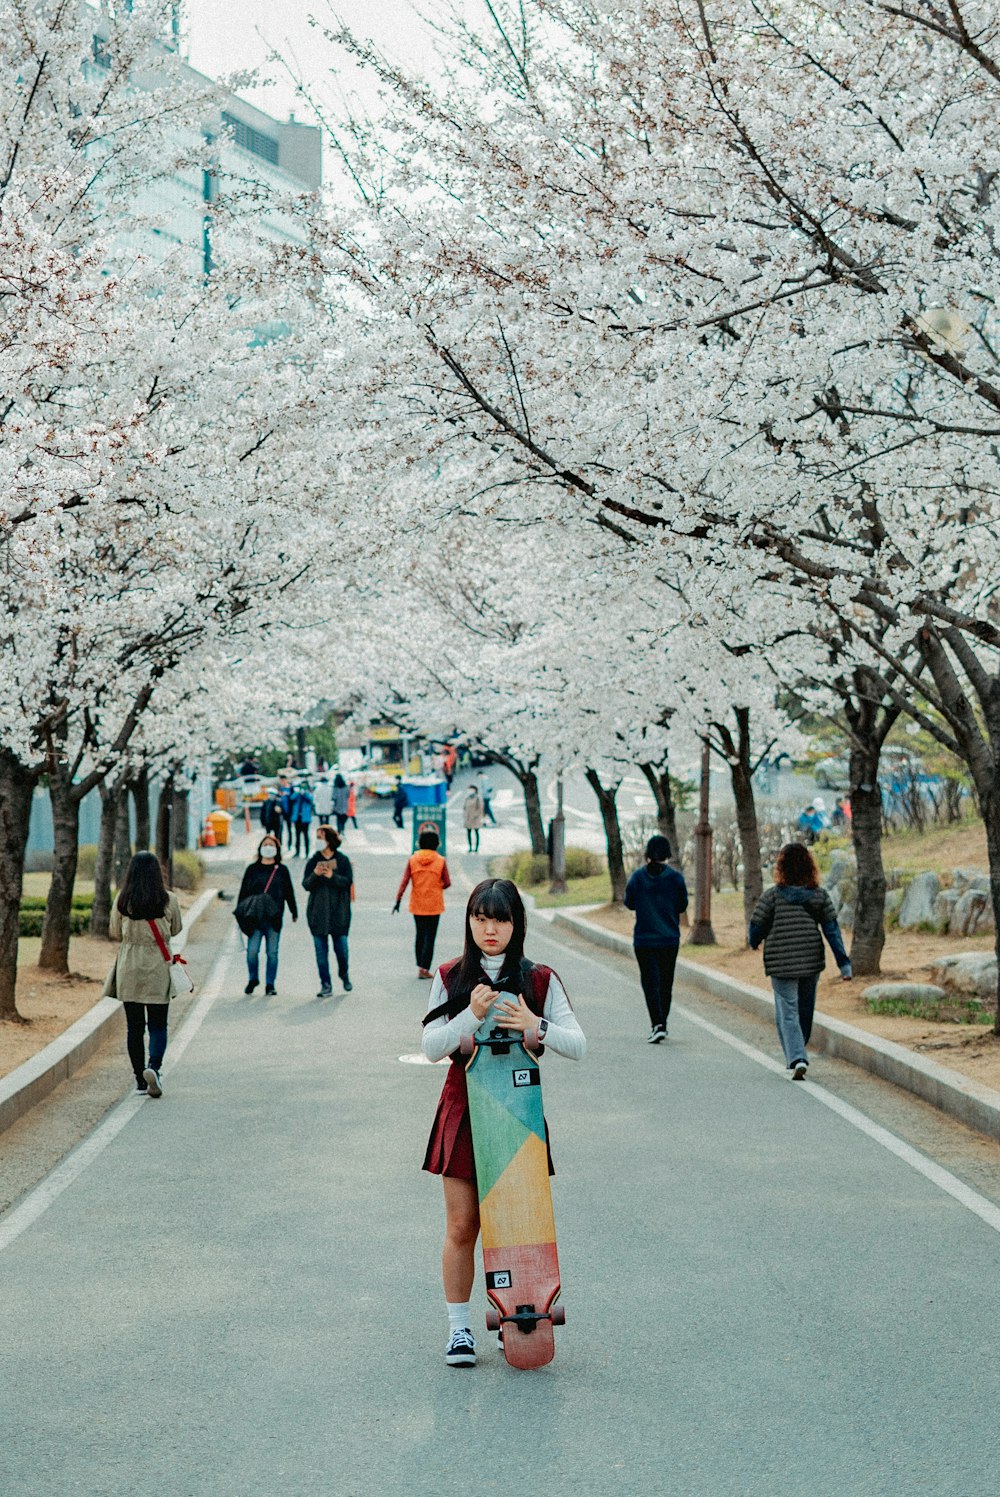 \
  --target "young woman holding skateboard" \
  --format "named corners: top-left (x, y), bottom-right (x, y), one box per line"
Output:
top-left (421, 878), bottom-right (585, 1367)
